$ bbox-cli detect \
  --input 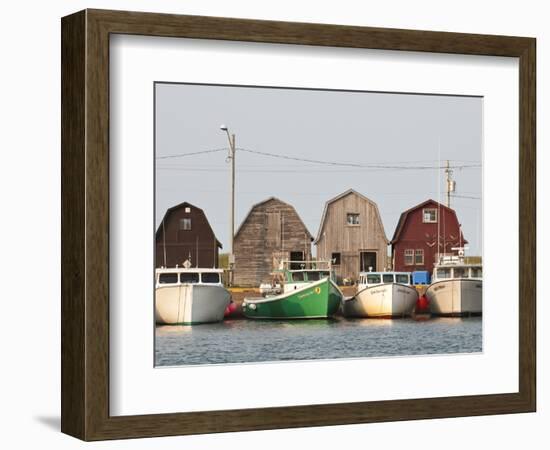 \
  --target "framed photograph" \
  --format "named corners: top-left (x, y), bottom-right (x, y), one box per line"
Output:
top-left (61, 9), bottom-right (536, 440)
